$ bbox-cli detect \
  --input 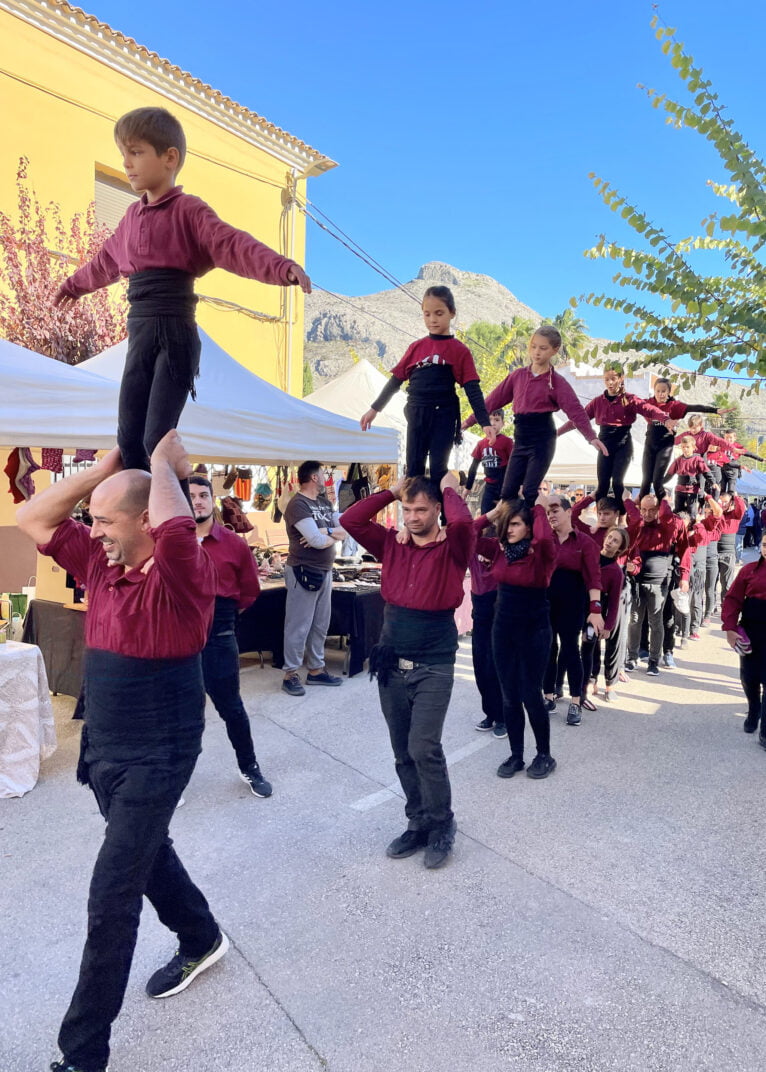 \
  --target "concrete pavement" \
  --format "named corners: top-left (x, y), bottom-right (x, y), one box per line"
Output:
top-left (3, 601), bottom-right (766, 1071)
